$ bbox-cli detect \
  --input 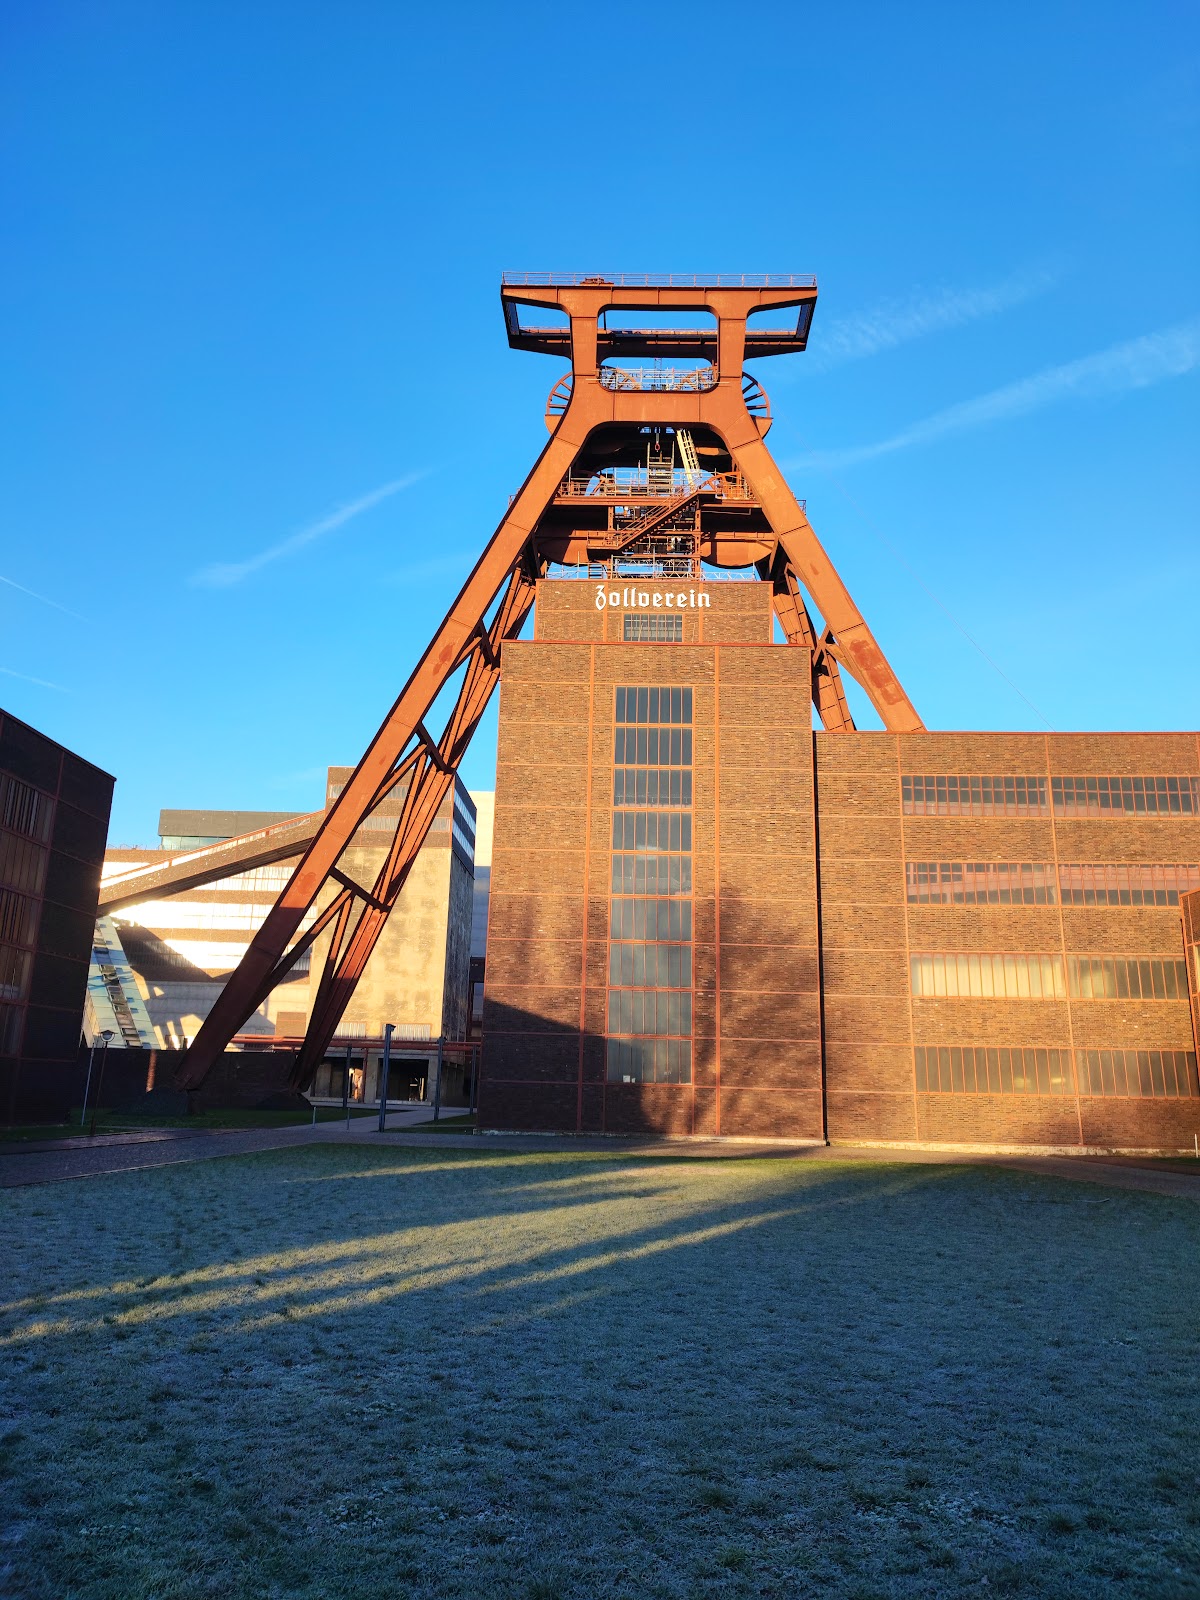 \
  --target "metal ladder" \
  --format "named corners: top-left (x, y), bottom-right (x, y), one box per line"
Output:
top-left (676, 428), bottom-right (702, 485)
